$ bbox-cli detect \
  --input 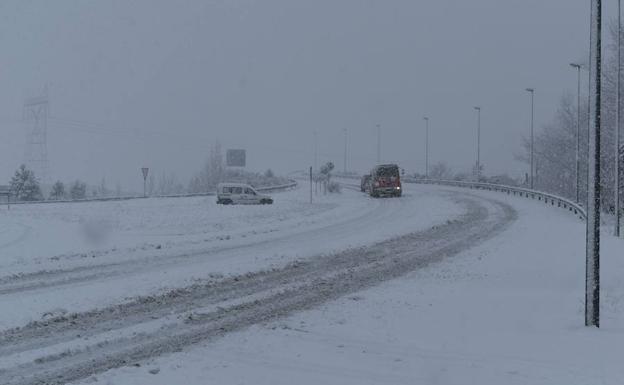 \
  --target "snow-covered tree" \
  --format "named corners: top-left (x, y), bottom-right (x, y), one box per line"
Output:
top-left (97, 177), bottom-right (109, 197)
top-left (10, 164), bottom-right (42, 201)
top-left (49, 181), bottom-right (66, 200)
top-left (70, 180), bottom-right (87, 200)
top-left (157, 172), bottom-right (184, 195)
top-left (429, 162), bottom-right (453, 180)
top-left (188, 141), bottom-right (225, 193)
top-left (520, 21), bottom-right (624, 211)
